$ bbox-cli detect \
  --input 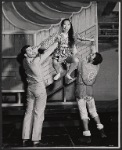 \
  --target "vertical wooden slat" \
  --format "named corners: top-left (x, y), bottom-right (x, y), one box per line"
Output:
top-left (40, 31), bottom-right (46, 42)
top-left (71, 13), bottom-right (79, 33)
top-left (9, 34), bottom-right (15, 55)
top-left (4, 35), bottom-right (11, 55)
top-left (17, 93), bottom-right (21, 105)
top-left (19, 34), bottom-right (25, 53)
top-left (2, 15), bottom-right (5, 30)
top-left (95, 2), bottom-right (98, 52)
top-left (77, 10), bottom-right (83, 33)
top-left (81, 8), bottom-right (86, 33)
top-left (14, 34), bottom-right (21, 55)
top-left (2, 34), bottom-right (5, 53)
top-left (4, 16), bottom-right (10, 30)
top-left (85, 6), bottom-right (91, 29)
top-left (29, 34), bottom-right (34, 46)
top-left (90, 4), bottom-right (94, 26)
top-left (33, 33), bottom-right (37, 46)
